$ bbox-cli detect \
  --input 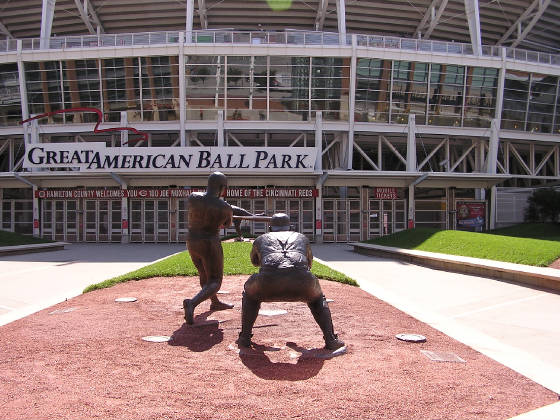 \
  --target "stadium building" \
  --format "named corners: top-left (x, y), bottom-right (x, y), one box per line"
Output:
top-left (0, 0), bottom-right (559, 243)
